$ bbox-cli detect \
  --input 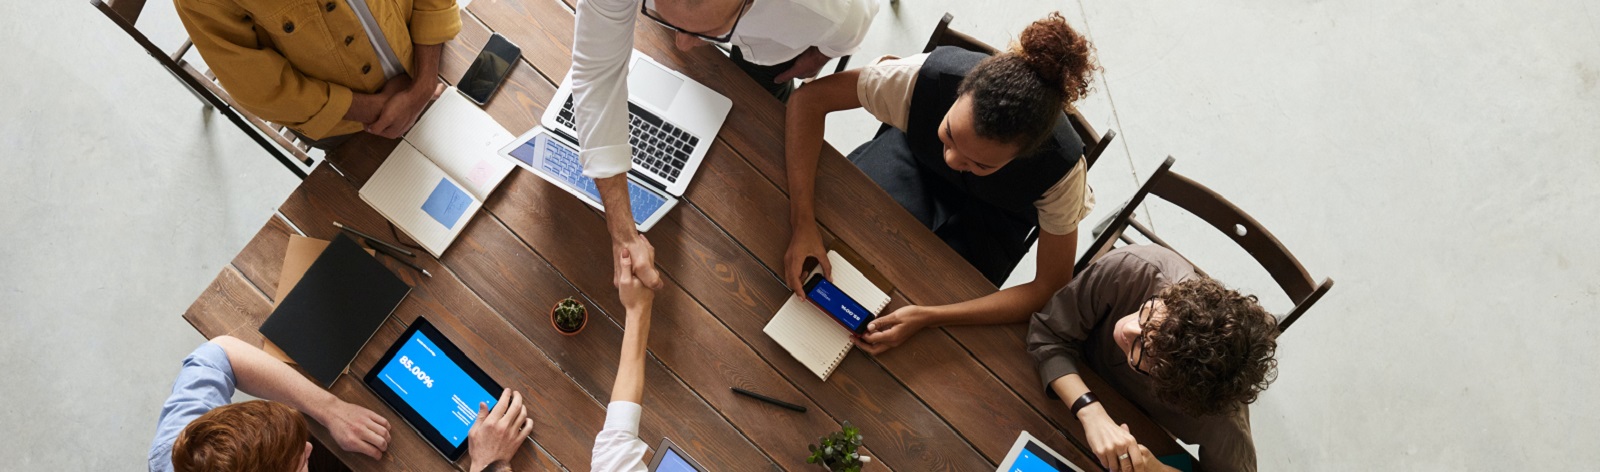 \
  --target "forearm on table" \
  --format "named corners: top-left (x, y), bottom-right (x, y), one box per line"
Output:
top-left (595, 176), bottom-right (638, 241)
top-left (918, 281), bottom-right (1057, 327)
top-left (610, 308), bottom-right (653, 404)
top-left (210, 336), bottom-right (339, 422)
